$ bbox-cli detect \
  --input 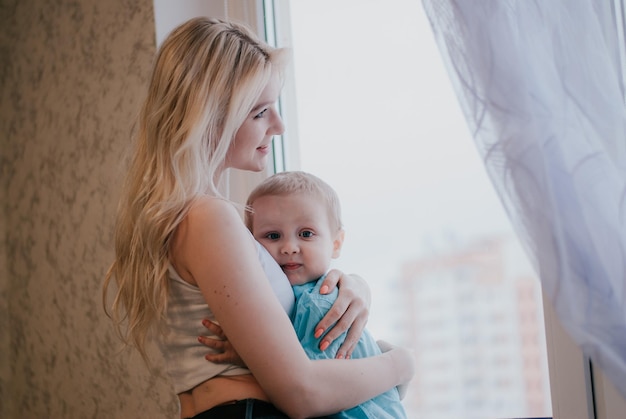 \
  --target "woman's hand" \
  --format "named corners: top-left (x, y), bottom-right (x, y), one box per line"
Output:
top-left (198, 319), bottom-right (246, 367)
top-left (315, 270), bottom-right (371, 359)
top-left (377, 340), bottom-right (414, 400)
